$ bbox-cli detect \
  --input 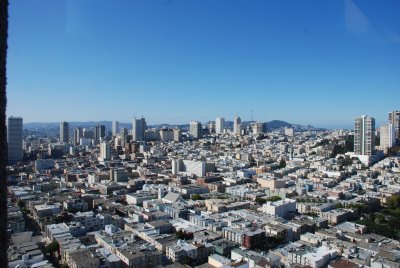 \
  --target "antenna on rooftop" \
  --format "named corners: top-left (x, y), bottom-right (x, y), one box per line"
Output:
top-left (251, 109), bottom-right (254, 121)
